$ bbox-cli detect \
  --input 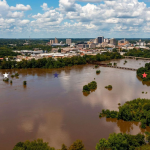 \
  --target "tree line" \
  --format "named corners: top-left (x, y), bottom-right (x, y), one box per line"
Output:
top-left (124, 49), bottom-right (150, 58)
top-left (0, 52), bottom-right (122, 69)
top-left (13, 132), bottom-right (150, 150)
